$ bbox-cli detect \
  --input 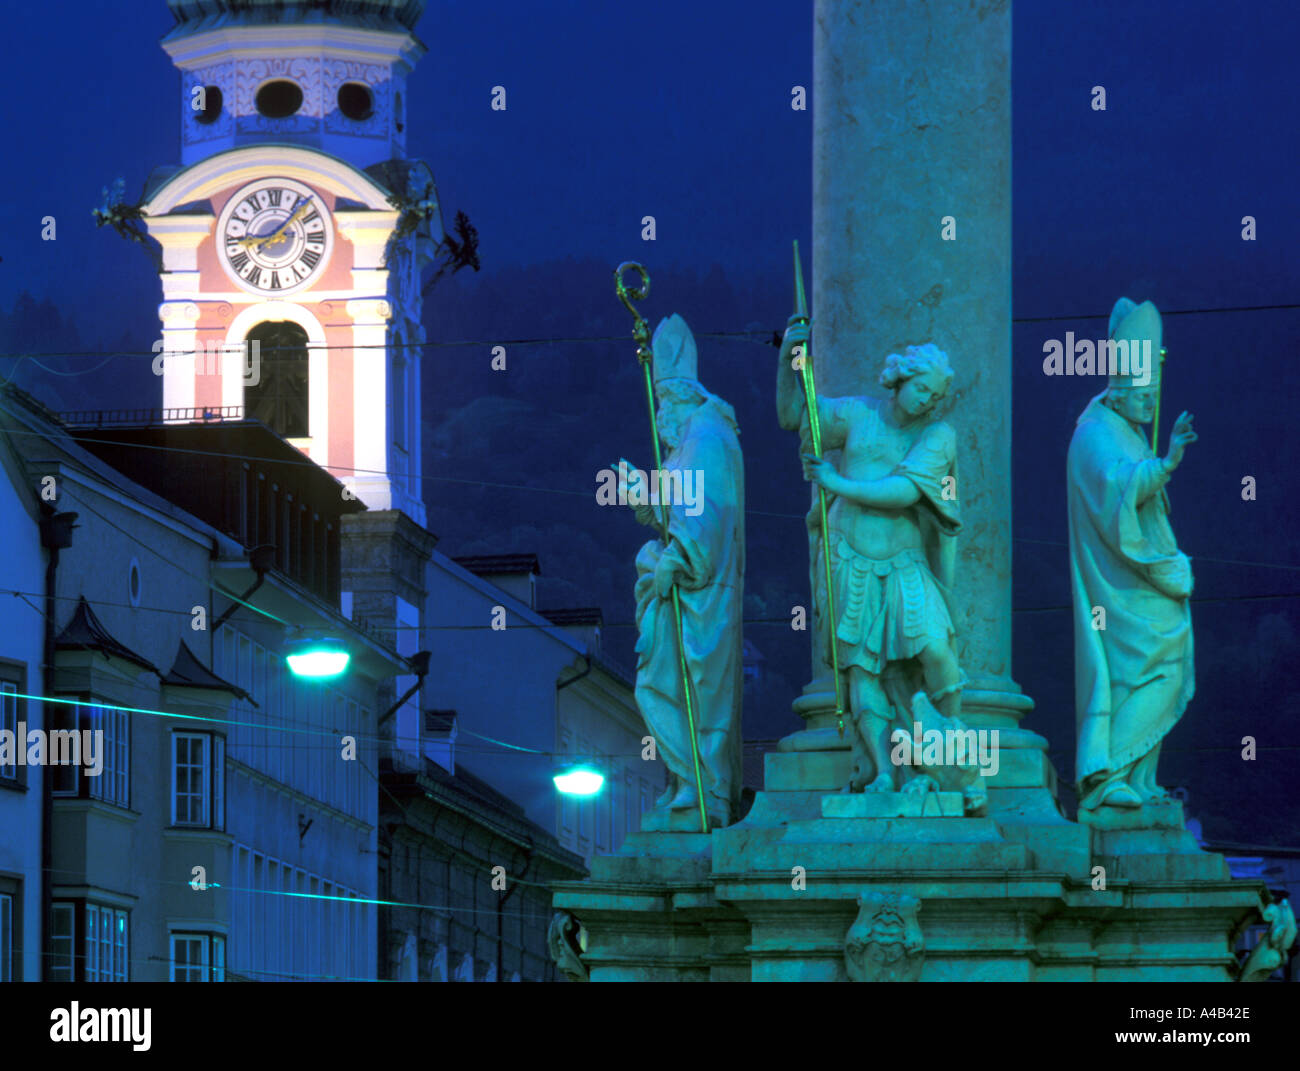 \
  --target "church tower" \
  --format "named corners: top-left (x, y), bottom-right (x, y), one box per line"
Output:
top-left (141, 0), bottom-right (436, 527)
